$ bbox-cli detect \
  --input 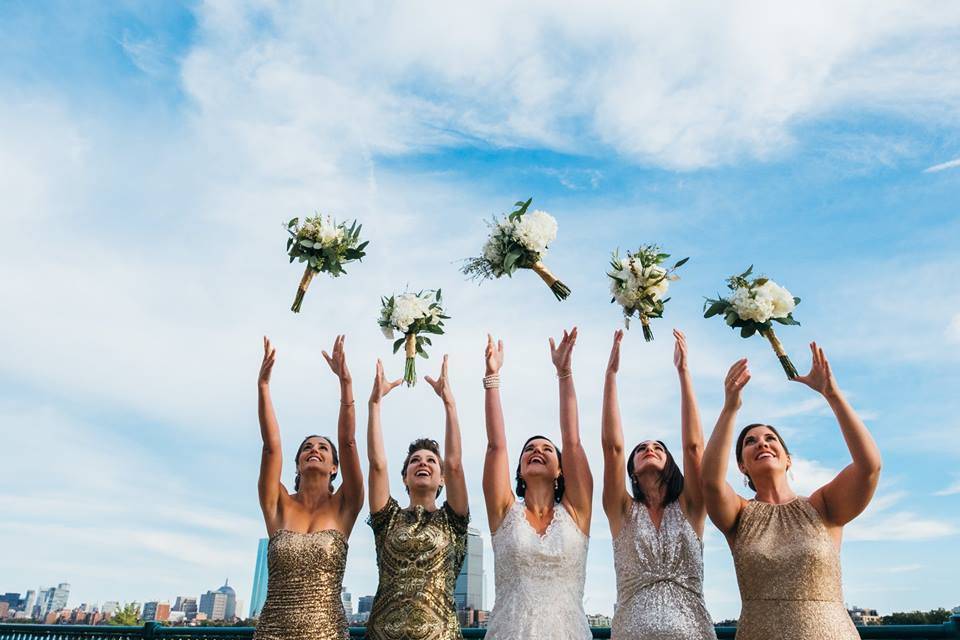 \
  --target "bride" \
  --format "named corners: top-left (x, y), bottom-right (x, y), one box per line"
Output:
top-left (481, 328), bottom-right (593, 640)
